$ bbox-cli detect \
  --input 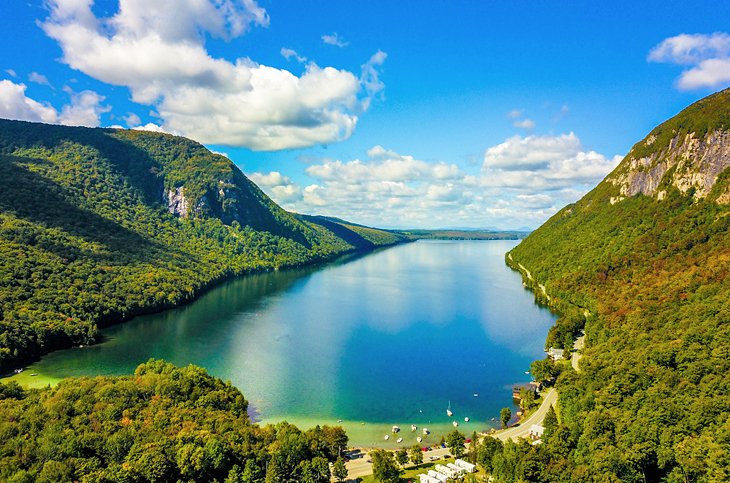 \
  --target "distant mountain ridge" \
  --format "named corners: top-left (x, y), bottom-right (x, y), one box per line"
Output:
top-left (503, 89), bottom-right (729, 480)
top-left (0, 119), bottom-right (406, 371)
